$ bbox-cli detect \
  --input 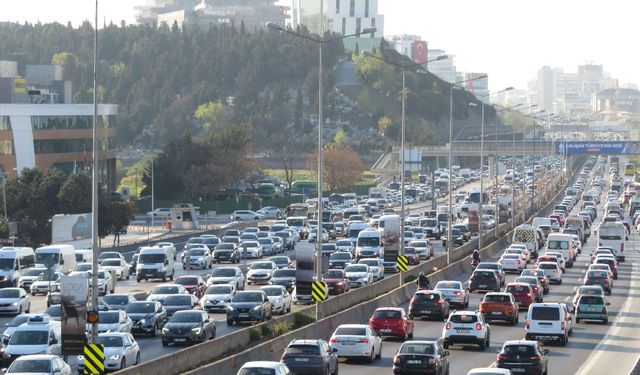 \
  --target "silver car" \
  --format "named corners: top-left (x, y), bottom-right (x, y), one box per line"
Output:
top-left (434, 280), bottom-right (469, 308)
